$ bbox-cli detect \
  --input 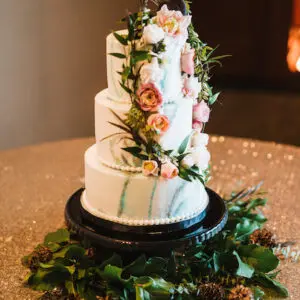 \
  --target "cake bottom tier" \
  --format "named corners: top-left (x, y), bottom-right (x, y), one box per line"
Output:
top-left (82, 144), bottom-right (209, 226)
